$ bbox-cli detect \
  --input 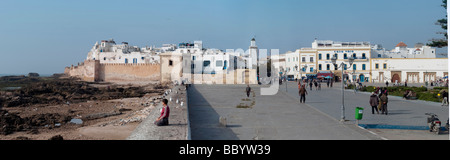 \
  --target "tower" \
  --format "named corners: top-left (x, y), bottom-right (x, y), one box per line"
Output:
top-left (249, 37), bottom-right (259, 69)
